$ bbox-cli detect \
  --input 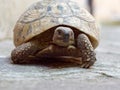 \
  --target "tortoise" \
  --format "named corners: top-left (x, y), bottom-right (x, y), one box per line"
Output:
top-left (11, 0), bottom-right (100, 68)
